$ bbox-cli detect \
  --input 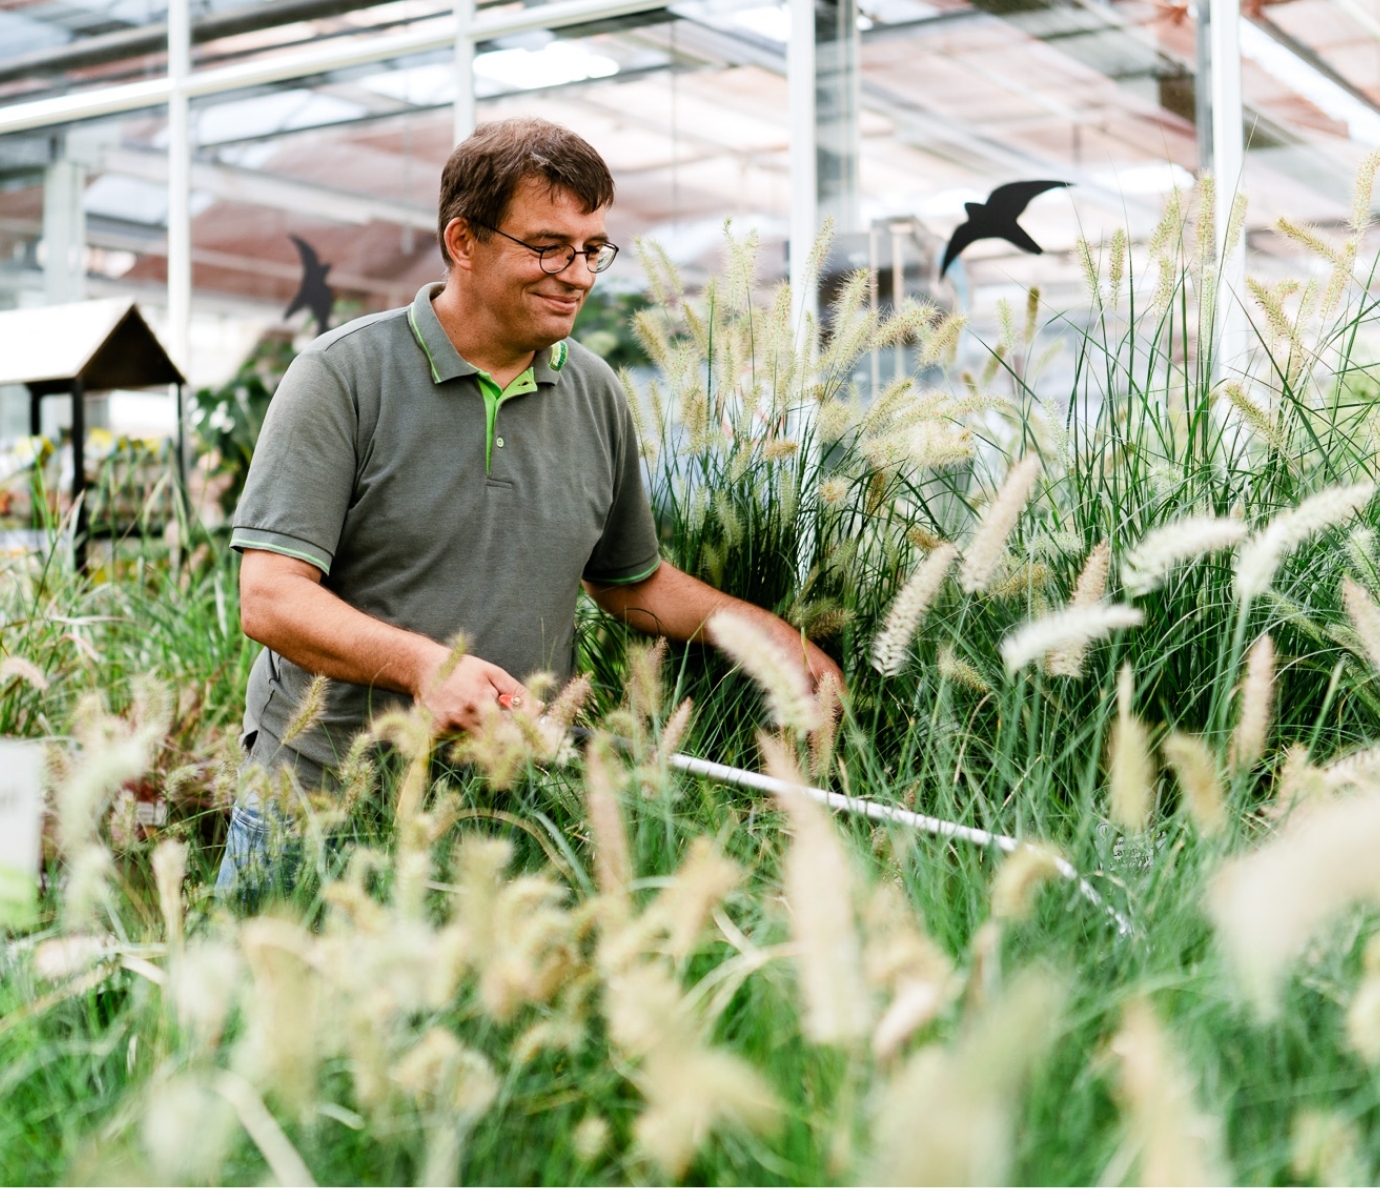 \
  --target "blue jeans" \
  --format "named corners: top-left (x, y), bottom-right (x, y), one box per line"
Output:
top-left (214, 729), bottom-right (328, 907)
